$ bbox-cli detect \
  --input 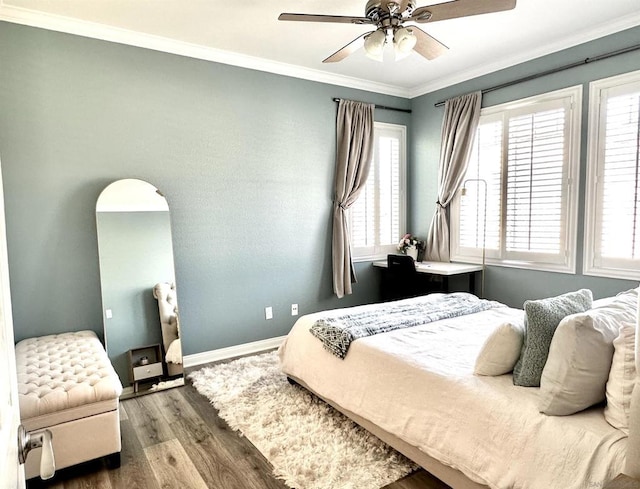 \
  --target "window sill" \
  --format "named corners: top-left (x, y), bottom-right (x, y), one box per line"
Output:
top-left (583, 267), bottom-right (640, 282)
top-left (352, 255), bottom-right (385, 264)
top-left (450, 255), bottom-right (576, 275)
